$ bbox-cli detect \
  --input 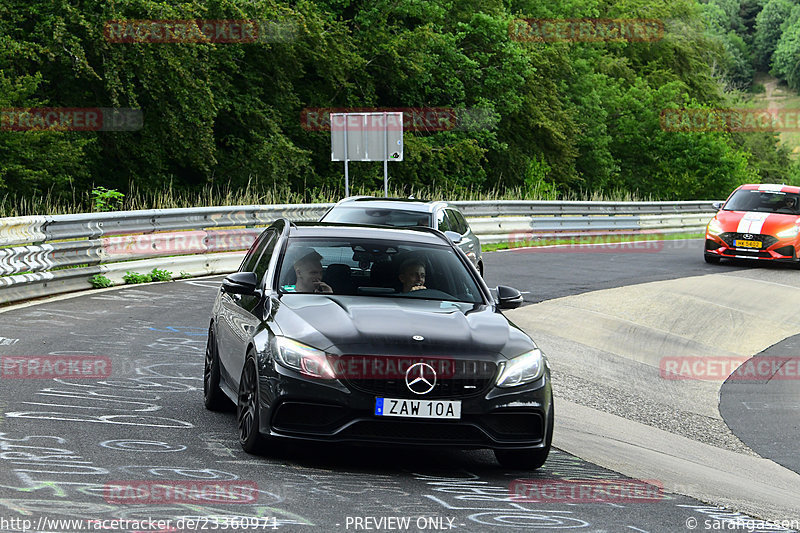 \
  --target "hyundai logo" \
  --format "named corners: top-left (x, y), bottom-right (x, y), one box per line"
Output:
top-left (405, 362), bottom-right (437, 395)
top-left (743, 234), bottom-right (754, 240)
